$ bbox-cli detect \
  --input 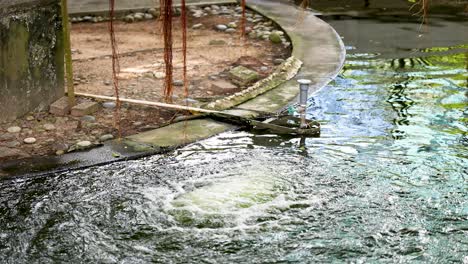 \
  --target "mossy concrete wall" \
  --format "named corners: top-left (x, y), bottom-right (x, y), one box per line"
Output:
top-left (0, 0), bottom-right (64, 123)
